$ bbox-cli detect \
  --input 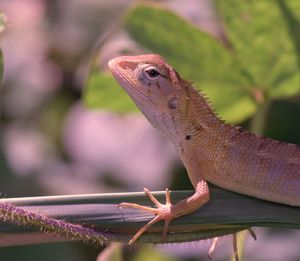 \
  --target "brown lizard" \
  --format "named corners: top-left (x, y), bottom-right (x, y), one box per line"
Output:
top-left (108, 54), bottom-right (300, 259)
